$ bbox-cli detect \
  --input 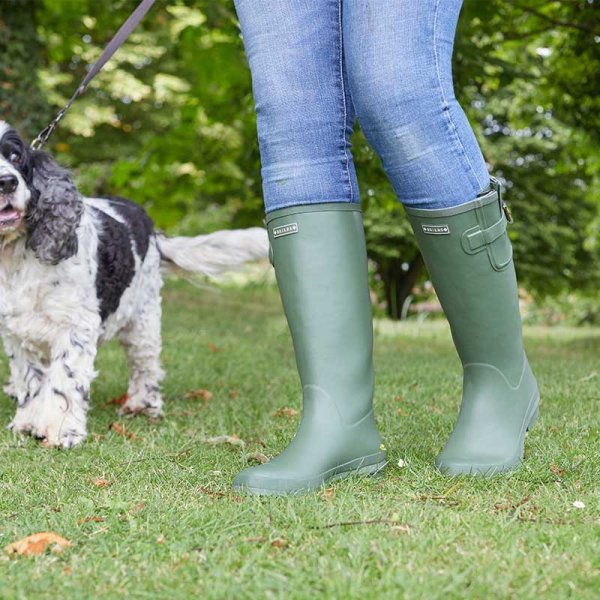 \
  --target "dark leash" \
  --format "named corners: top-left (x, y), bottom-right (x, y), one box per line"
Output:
top-left (30, 0), bottom-right (157, 151)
